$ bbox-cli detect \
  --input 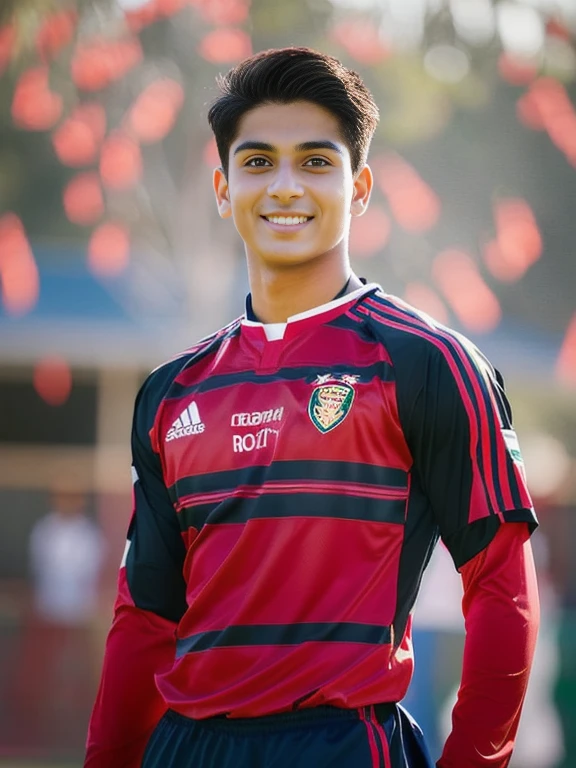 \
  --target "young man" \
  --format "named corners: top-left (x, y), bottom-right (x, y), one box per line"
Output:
top-left (85, 48), bottom-right (539, 768)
